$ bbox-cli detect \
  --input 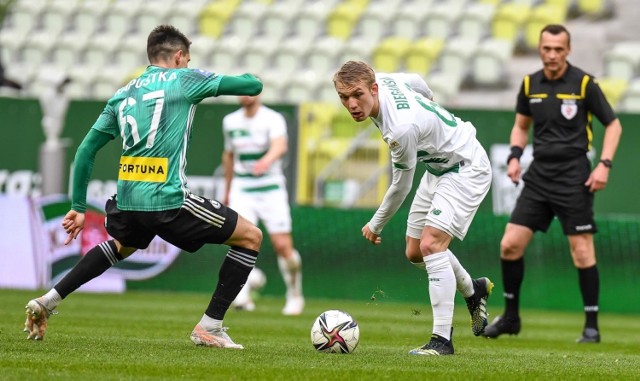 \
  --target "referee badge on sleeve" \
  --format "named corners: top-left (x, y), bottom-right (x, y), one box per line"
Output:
top-left (561, 100), bottom-right (577, 120)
